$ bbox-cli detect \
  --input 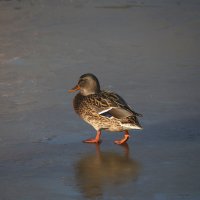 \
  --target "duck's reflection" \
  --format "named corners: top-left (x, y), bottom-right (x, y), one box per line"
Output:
top-left (74, 144), bottom-right (140, 199)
